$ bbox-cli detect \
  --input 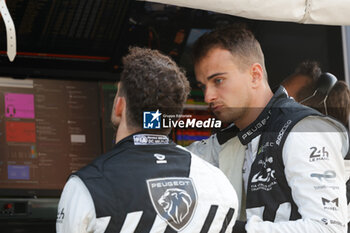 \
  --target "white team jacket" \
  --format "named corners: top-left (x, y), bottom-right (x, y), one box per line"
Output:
top-left (56, 144), bottom-right (239, 233)
top-left (188, 116), bottom-right (349, 233)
